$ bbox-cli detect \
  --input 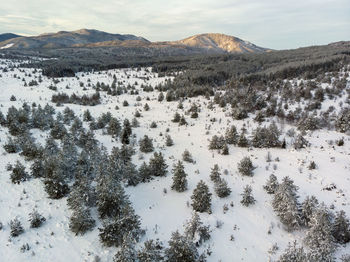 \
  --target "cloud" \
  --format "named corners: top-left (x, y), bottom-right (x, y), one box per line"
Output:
top-left (0, 0), bottom-right (349, 48)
